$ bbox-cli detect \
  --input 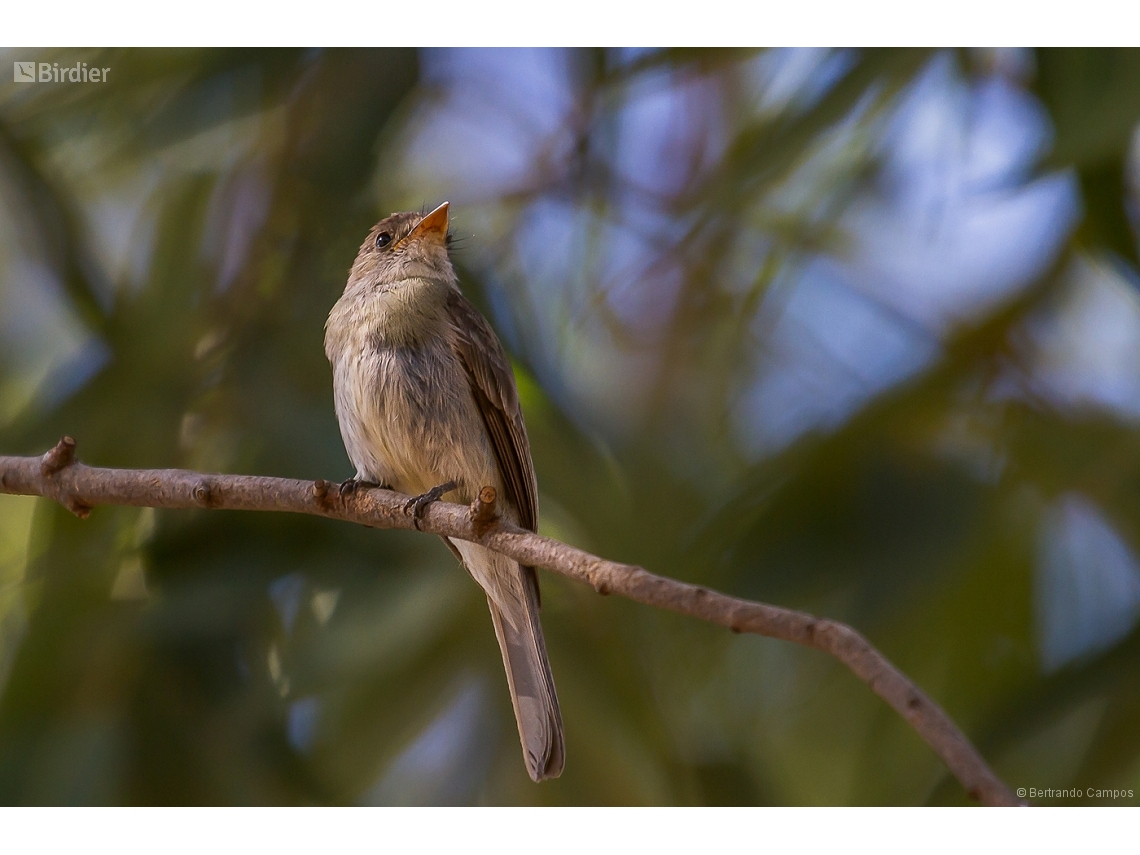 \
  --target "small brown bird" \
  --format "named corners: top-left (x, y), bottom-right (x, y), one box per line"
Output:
top-left (324, 202), bottom-right (564, 781)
